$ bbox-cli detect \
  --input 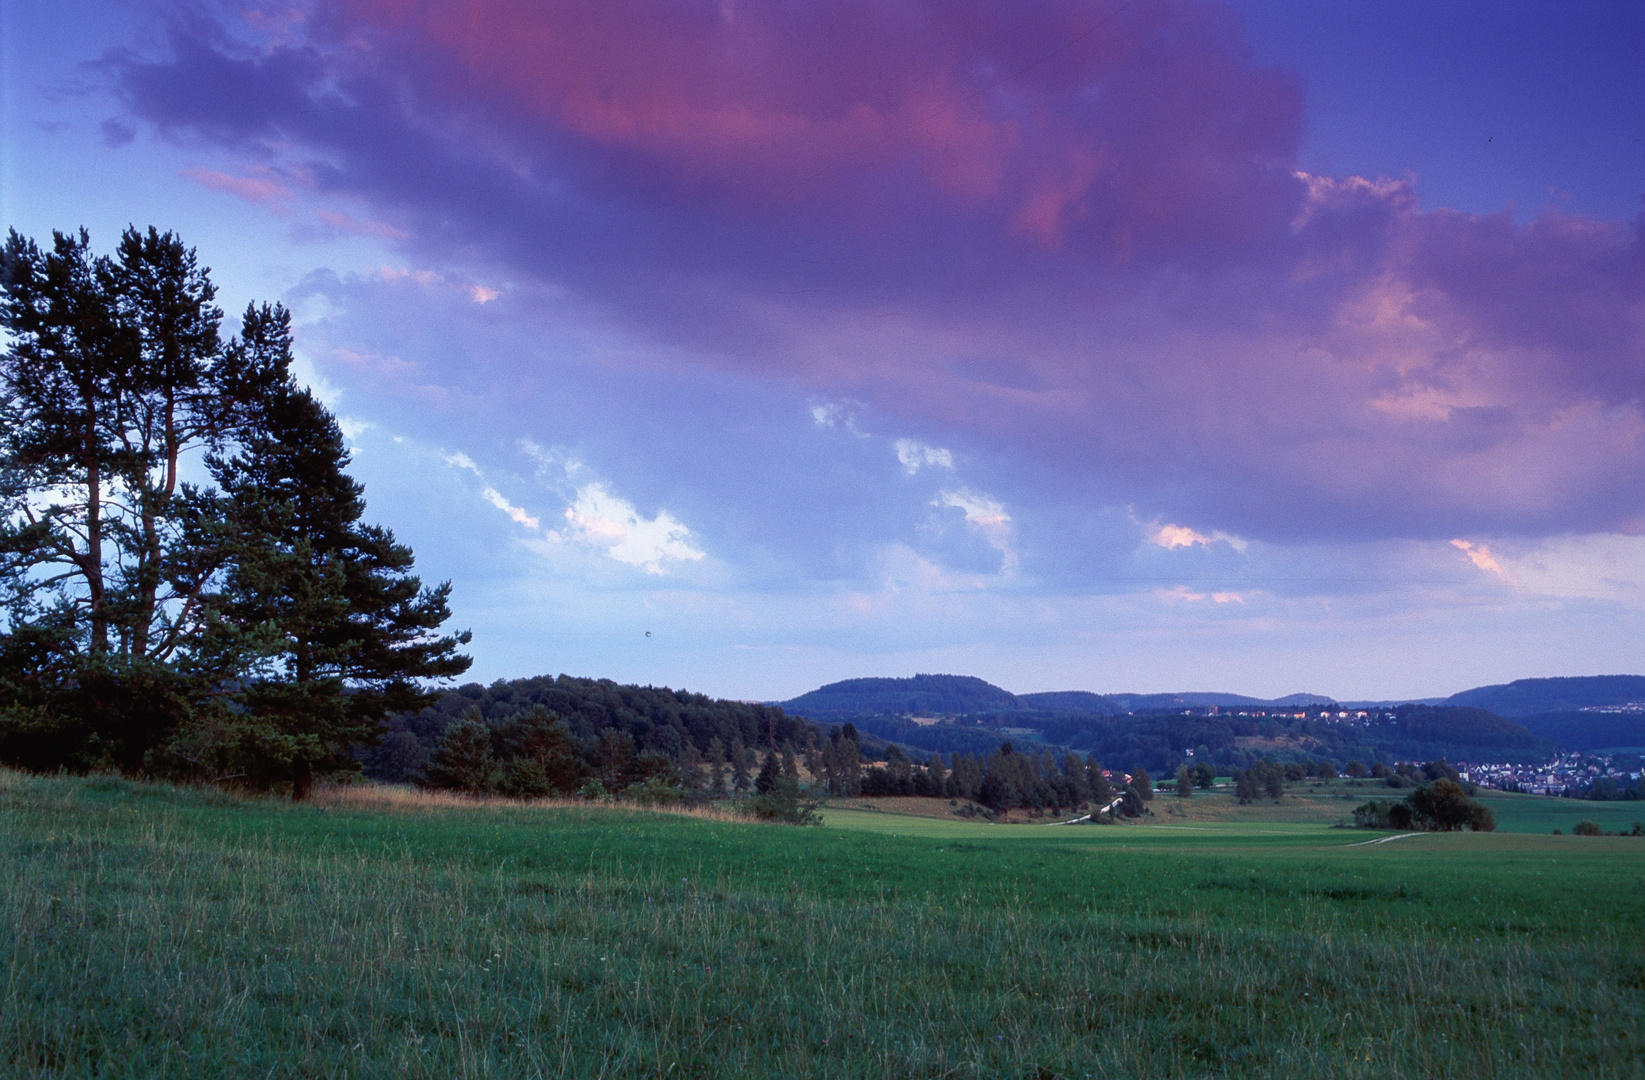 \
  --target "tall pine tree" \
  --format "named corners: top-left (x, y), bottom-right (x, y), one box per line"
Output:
top-left (199, 312), bottom-right (470, 795)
